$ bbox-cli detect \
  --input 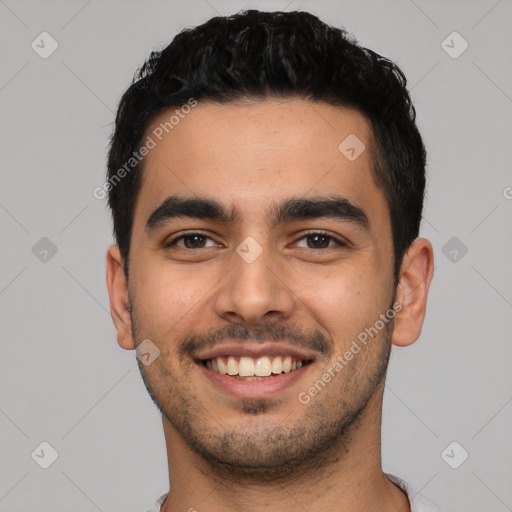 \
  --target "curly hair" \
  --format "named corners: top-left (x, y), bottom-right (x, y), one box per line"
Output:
top-left (106, 9), bottom-right (426, 281)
